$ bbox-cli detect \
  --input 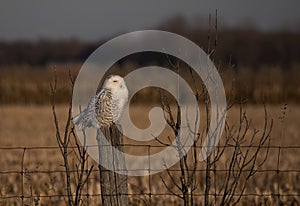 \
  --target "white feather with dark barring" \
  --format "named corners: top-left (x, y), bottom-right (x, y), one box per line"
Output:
top-left (73, 75), bottom-right (128, 130)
